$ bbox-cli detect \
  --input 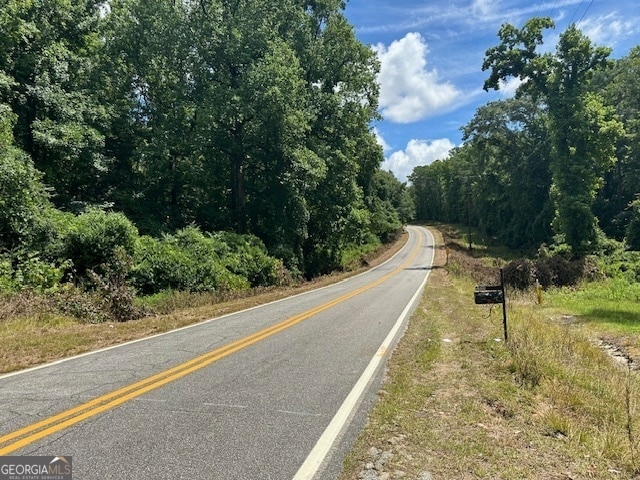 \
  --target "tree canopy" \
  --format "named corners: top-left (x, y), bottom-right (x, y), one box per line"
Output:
top-left (482, 17), bottom-right (623, 255)
top-left (0, 0), bottom-right (411, 282)
top-left (412, 18), bottom-right (635, 256)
